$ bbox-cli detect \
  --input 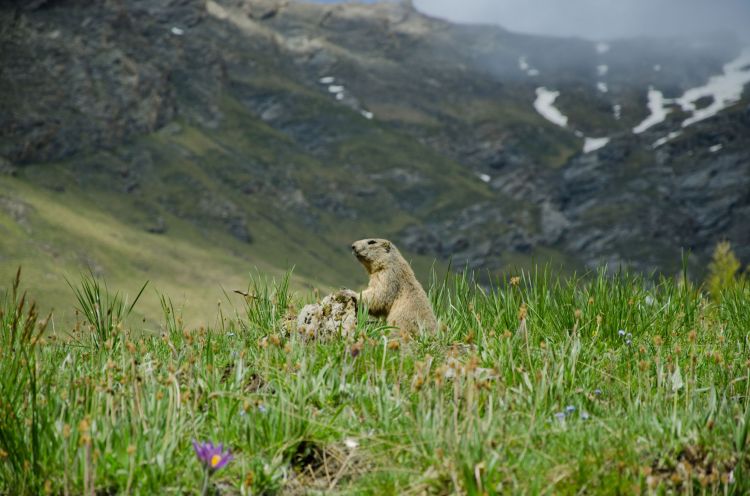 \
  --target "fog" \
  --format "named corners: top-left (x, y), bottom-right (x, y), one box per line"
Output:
top-left (412, 0), bottom-right (750, 42)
